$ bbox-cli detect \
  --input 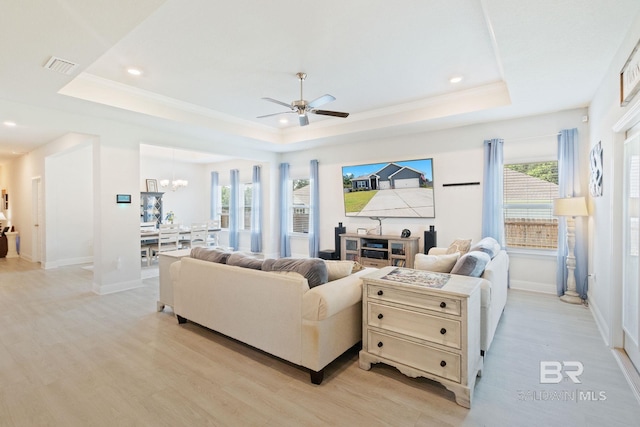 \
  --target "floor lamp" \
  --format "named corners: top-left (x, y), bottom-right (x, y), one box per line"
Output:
top-left (553, 196), bottom-right (588, 304)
